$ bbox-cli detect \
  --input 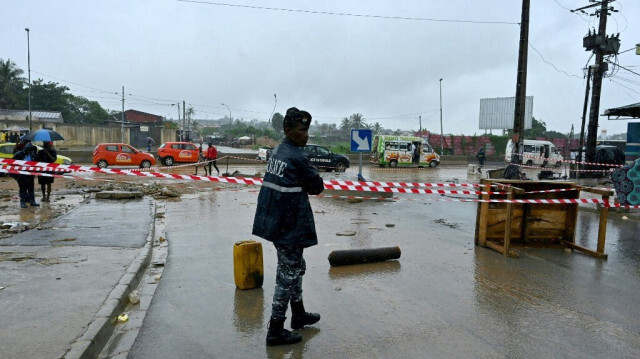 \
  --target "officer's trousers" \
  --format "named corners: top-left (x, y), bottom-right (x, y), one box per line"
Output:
top-left (271, 245), bottom-right (305, 320)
